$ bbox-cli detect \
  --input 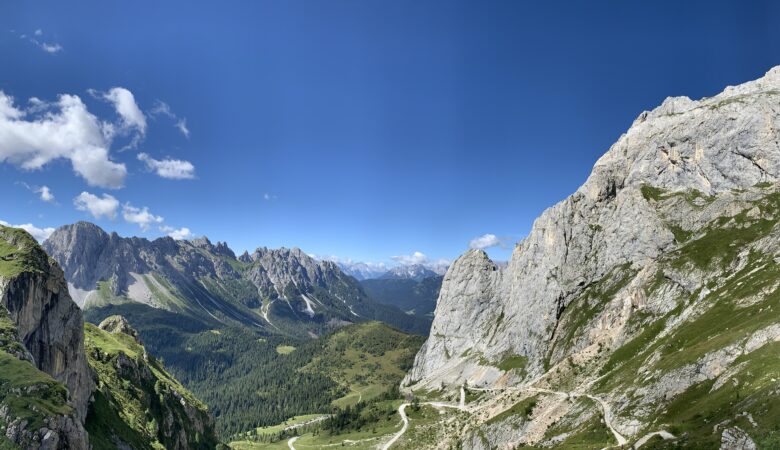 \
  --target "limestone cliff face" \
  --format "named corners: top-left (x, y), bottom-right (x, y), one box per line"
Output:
top-left (407, 67), bottom-right (780, 388)
top-left (0, 227), bottom-right (93, 420)
top-left (401, 67), bottom-right (780, 448)
top-left (0, 226), bottom-right (93, 448)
